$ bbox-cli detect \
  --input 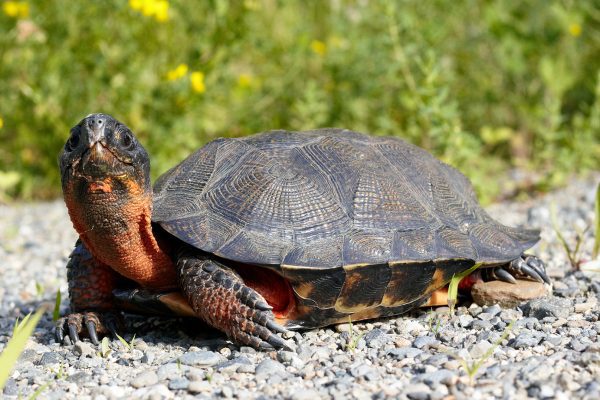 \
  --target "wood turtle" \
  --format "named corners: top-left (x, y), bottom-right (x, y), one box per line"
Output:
top-left (56, 114), bottom-right (549, 349)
